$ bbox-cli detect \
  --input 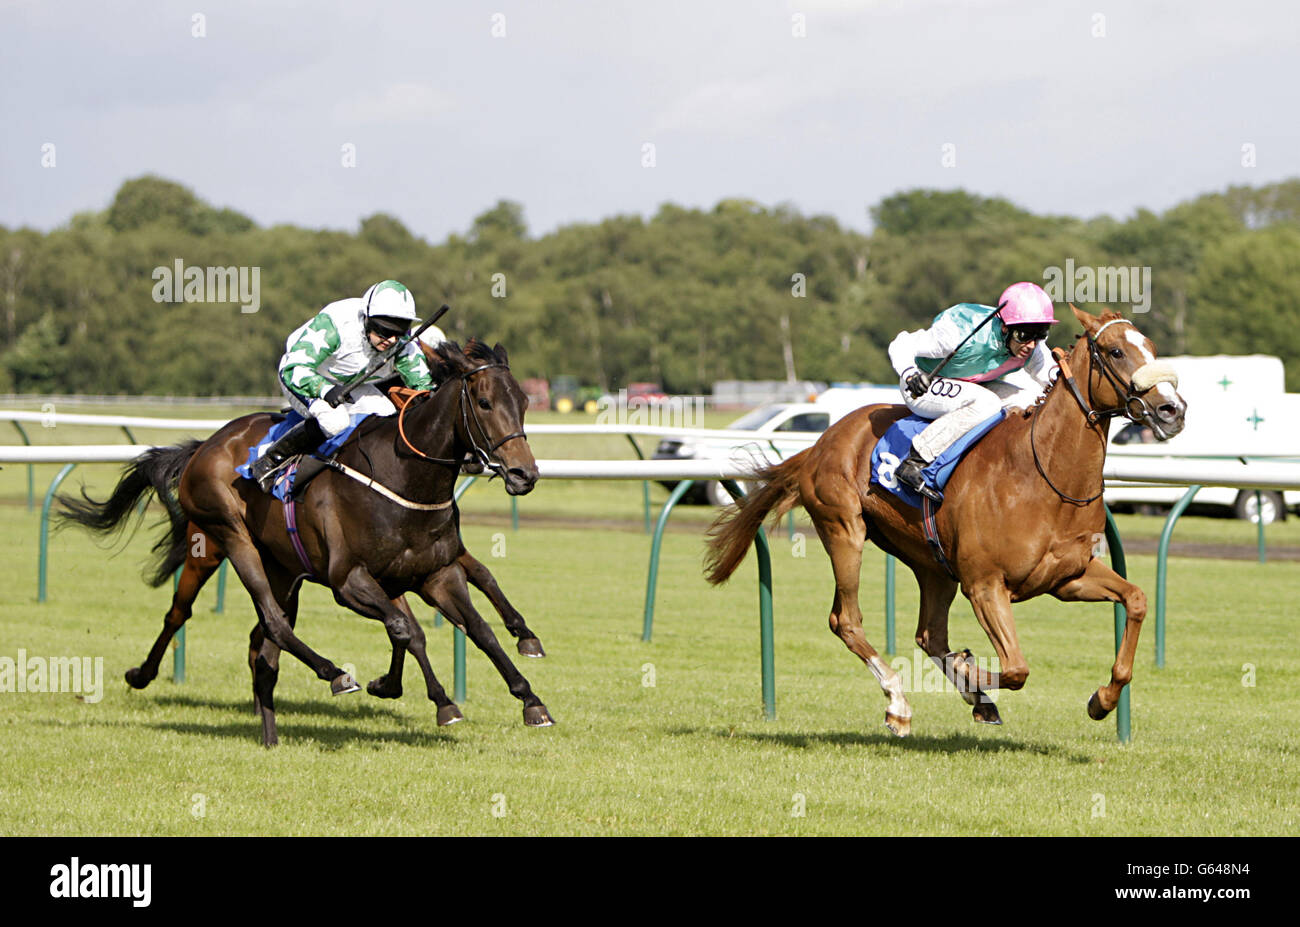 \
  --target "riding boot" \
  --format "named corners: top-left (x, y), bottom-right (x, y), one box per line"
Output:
top-left (895, 448), bottom-right (943, 503)
top-left (250, 418), bottom-right (325, 492)
top-left (288, 455), bottom-right (331, 500)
